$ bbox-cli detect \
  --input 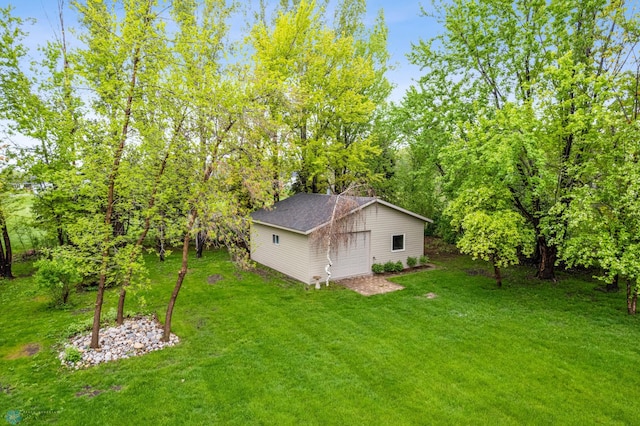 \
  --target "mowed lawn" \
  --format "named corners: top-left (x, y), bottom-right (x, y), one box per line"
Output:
top-left (1, 249), bottom-right (640, 425)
